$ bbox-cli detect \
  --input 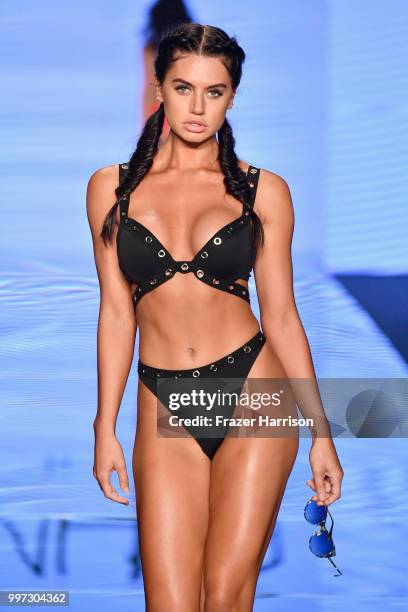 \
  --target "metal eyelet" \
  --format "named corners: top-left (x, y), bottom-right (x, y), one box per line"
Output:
top-left (133, 225), bottom-right (138, 230)
top-left (158, 249), bottom-right (166, 257)
top-left (213, 237), bottom-right (222, 245)
top-left (209, 364), bottom-right (218, 372)
top-left (250, 168), bottom-right (258, 174)
top-left (212, 278), bottom-right (220, 285)
top-left (141, 368), bottom-right (146, 373)
top-left (228, 285), bottom-right (234, 290)
top-left (249, 182), bottom-right (254, 188)
top-left (227, 226), bottom-right (234, 233)
top-left (137, 287), bottom-right (142, 292)
top-left (165, 268), bottom-right (173, 277)
top-left (121, 164), bottom-right (129, 169)
top-left (149, 278), bottom-right (157, 285)
top-left (145, 236), bottom-right (153, 243)
top-left (196, 270), bottom-right (204, 278)
top-left (243, 345), bottom-right (252, 353)
top-left (181, 262), bottom-right (189, 271)
top-left (121, 211), bottom-right (125, 216)
top-left (244, 211), bottom-right (250, 216)
top-left (201, 251), bottom-right (208, 258)
top-left (227, 356), bottom-right (235, 364)
top-left (193, 370), bottom-right (200, 377)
